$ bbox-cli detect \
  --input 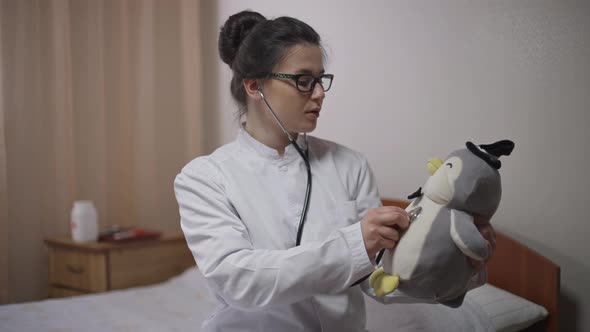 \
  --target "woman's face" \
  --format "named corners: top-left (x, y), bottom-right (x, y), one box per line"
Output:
top-left (260, 43), bottom-right (326, 135)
